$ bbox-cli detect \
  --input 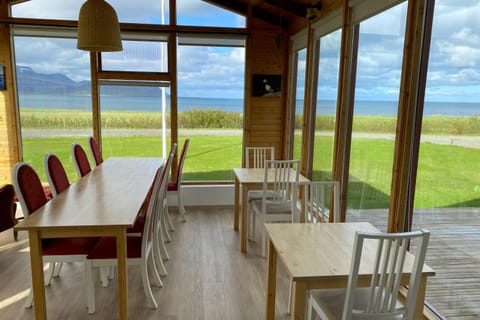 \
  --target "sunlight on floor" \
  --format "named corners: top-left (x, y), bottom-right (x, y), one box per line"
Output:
top-left (0, 288), bottom-right (30, 310)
